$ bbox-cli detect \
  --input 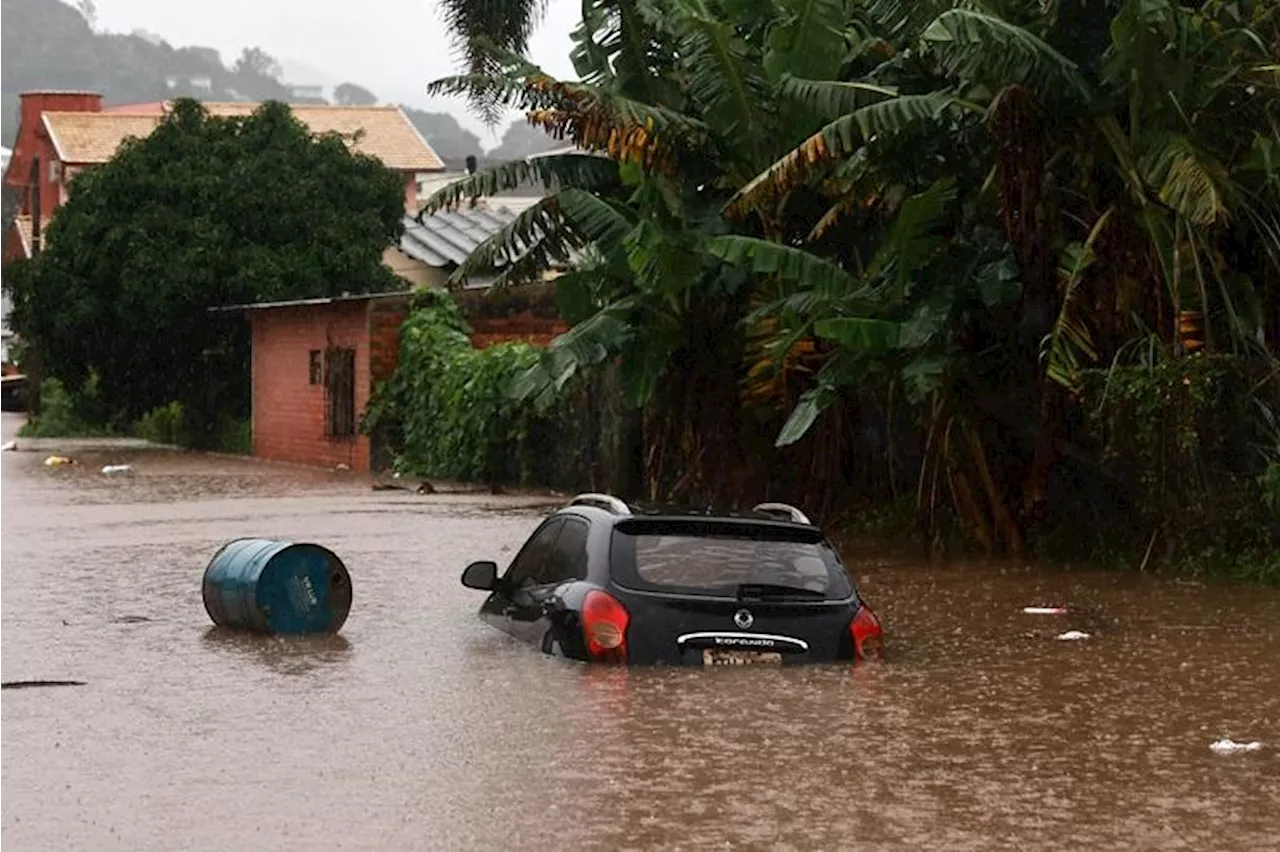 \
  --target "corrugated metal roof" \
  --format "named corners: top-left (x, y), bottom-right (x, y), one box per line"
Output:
top-left (399, 206), bottom-right (528, 269)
